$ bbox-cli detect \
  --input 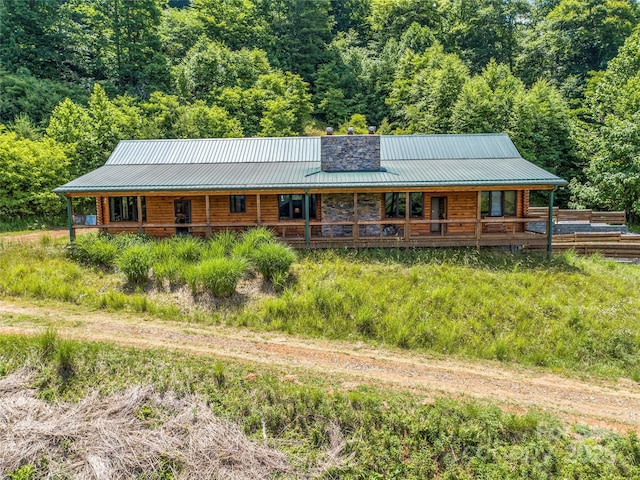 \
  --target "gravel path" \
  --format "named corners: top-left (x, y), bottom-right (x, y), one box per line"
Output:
top-left (1, 300), bottom-right (639, 434)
